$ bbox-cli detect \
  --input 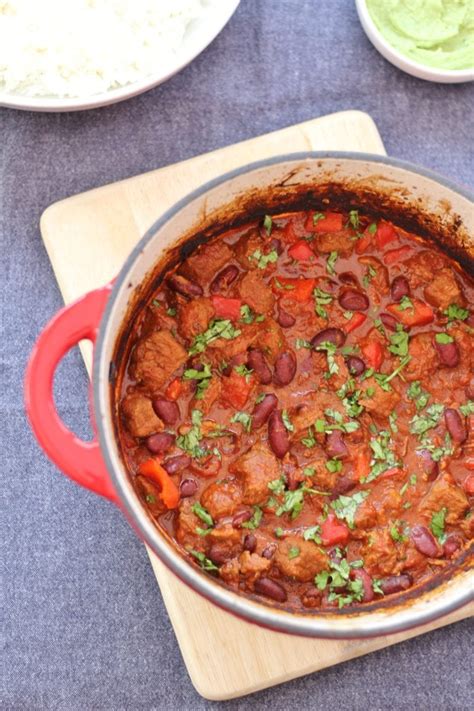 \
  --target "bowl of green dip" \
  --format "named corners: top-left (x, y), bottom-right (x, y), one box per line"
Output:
top-left (356, 0), bottom-right (474, 82)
